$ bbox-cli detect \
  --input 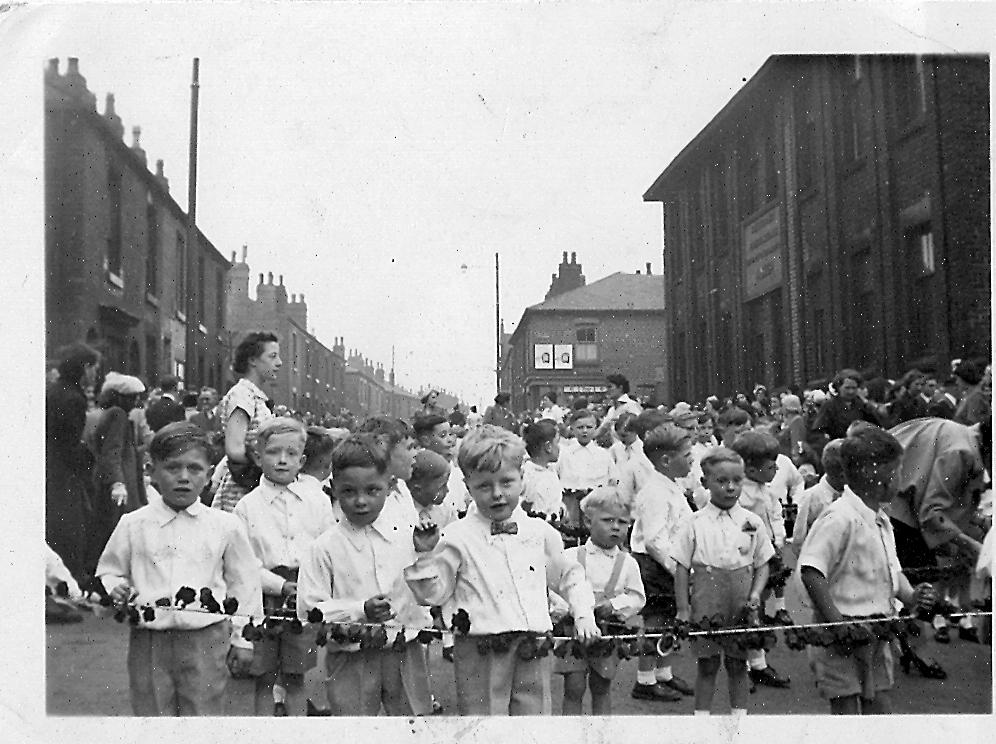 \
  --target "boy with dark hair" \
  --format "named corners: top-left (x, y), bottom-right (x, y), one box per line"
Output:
top-left (354, 415), bottom-right (419, 528)
top-left (297, 434), bottom-right (433, 715)
top-left (800, 427), bottom-right (936, 714)
top-left (521, 419), bottom-right (563, 517)
top-left (558, 409), bottom-right (618, 527)
top-left (729, 431), bottom-right (791, 689)
top-left (96, 422), bottom-right (262, 715)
